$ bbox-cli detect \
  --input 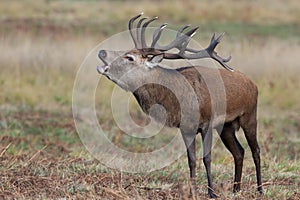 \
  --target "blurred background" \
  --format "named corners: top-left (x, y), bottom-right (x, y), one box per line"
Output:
top-left (1, 0), bottom-right (299, 111)
top-left (0, 0), bottom-right (299, 199)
